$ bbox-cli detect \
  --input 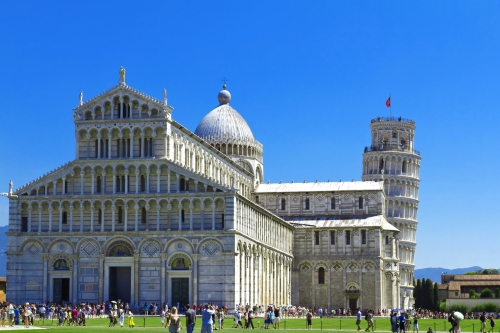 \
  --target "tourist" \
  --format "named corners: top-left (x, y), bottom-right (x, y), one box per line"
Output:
top-left (427, 328), bottom-right (433, 333)
top-left (306, 309), bottom-right (313, 330)
top-left (414, 314), bottom-right (419, 333)
top-left (161, 308), bottom-right (167, 328)
top-left (128, 310), bottom-right (135, 328)
top-left (247, 310), bottom-right (255, 329)
top-left (168, 306), bottom-right (182, 333)
top-left (186, 304), bottom-right (196, 333)
top-left (448, 312), bottom-right (456, 333)
top-left (391, 312), bottom-right (399, 333)
top-left (356, 308), bottom-right (362, 331)
top-left (274, 306), bottom-right (281, 329)
top-left (399, 312), bottom-right (406, 333)
top-left (365, 310), bottom-right (374, 332)
top-left (201, 304), bottom-right (214, 333)
top-left (118, 306), bottom-right (125, 328)
top-left (489, 314), bottom-right (495, 333)
top-left (481, 312), bottom-right (488, 333)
